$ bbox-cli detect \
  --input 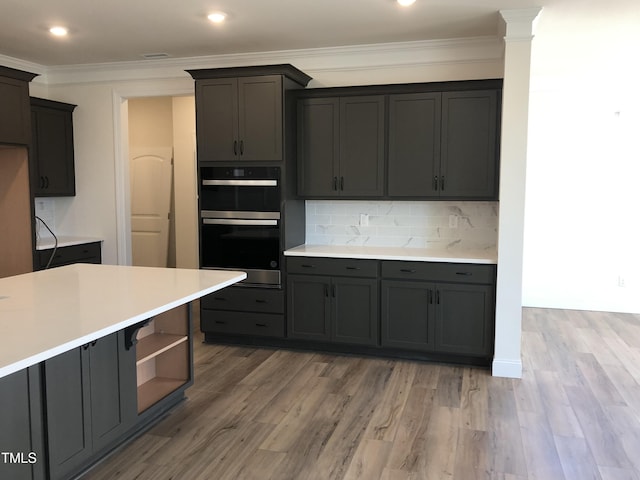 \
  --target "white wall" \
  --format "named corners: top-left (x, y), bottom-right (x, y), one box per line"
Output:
top-left (523, 0), bottom-right (640, 313)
